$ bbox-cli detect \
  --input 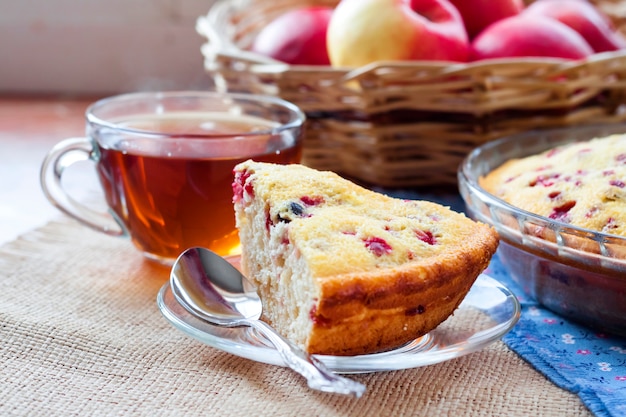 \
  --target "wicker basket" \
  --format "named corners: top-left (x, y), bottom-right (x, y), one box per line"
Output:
top-left (197, 0), bottom-right (626, 187)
